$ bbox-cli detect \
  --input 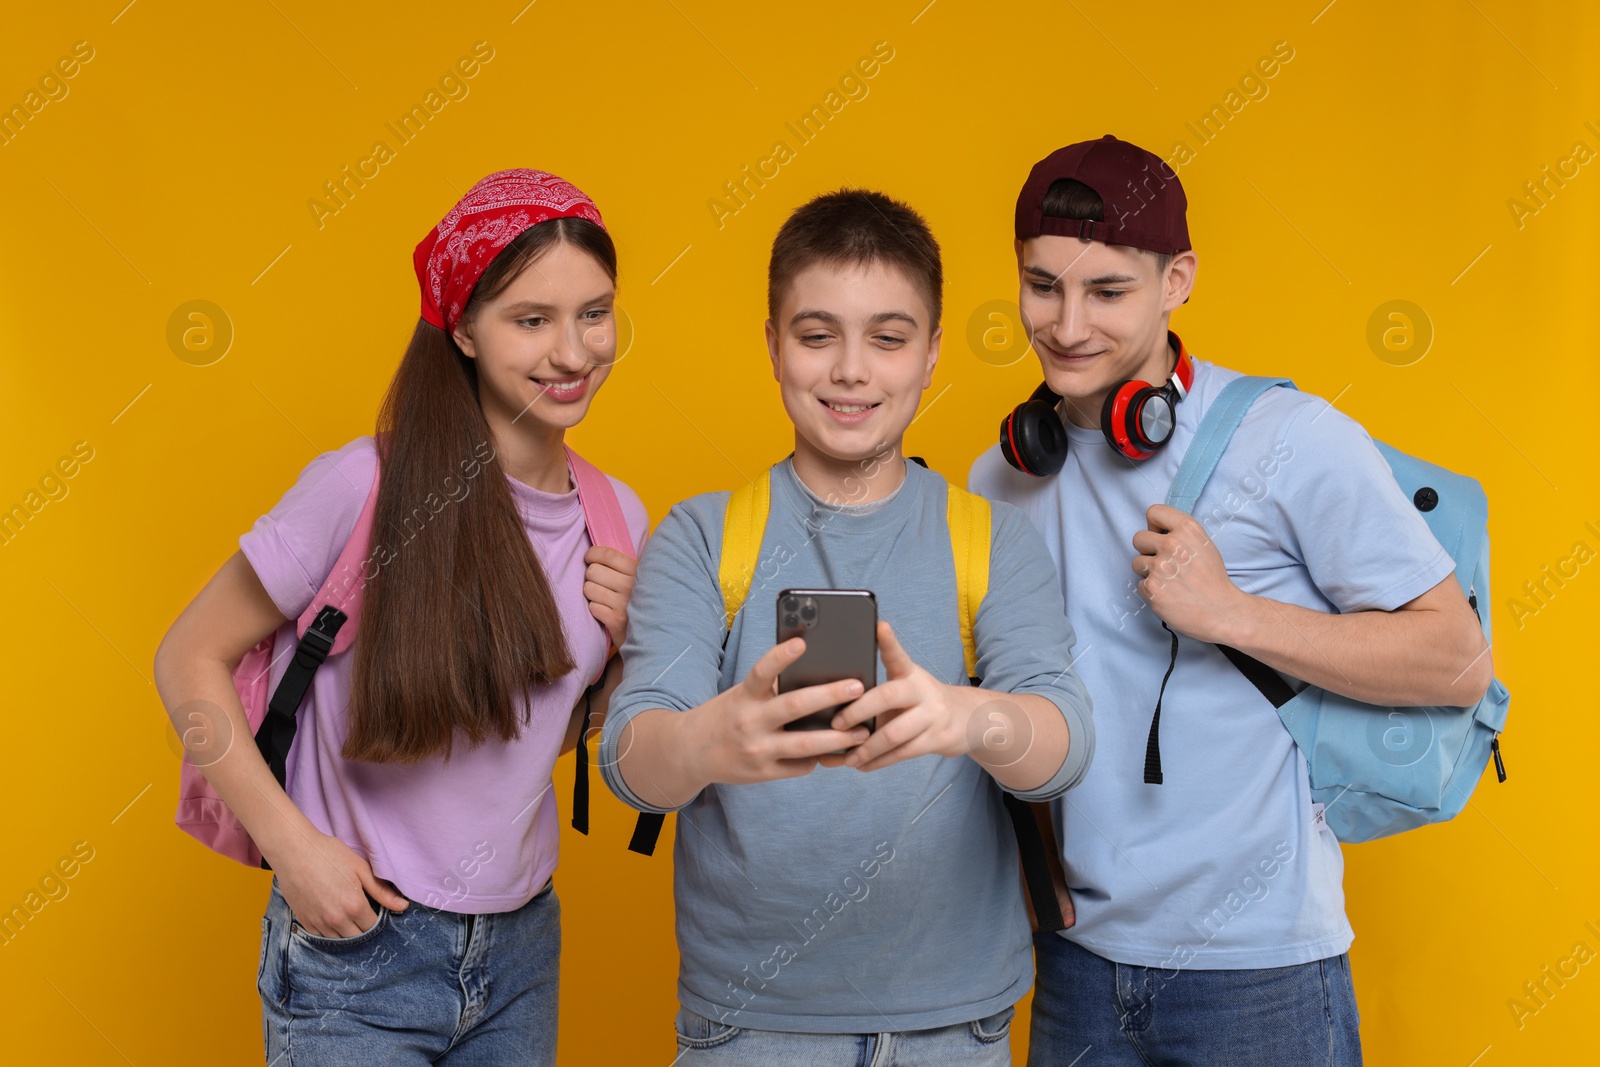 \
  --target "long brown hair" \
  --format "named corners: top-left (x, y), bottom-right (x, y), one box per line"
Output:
top-left (344, 217), bottom-right (619, 763)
